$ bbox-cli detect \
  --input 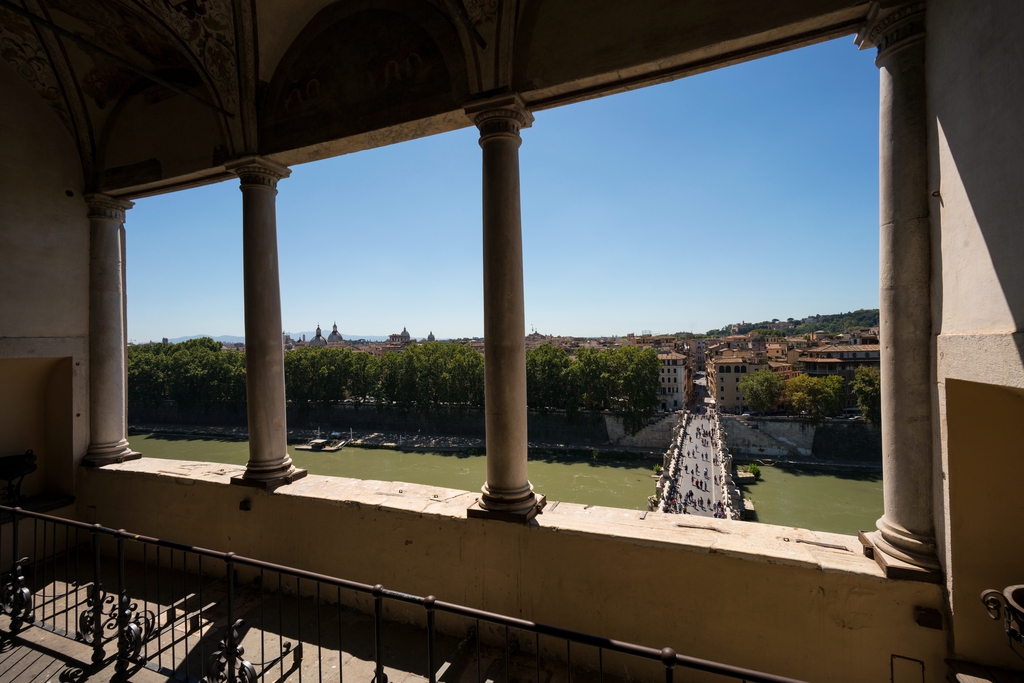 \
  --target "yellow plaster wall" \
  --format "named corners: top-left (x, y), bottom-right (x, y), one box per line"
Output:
top-left (76, 461), bottom-right (947, 683)
top-left (945, 380), bottom-right (1024, 668)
